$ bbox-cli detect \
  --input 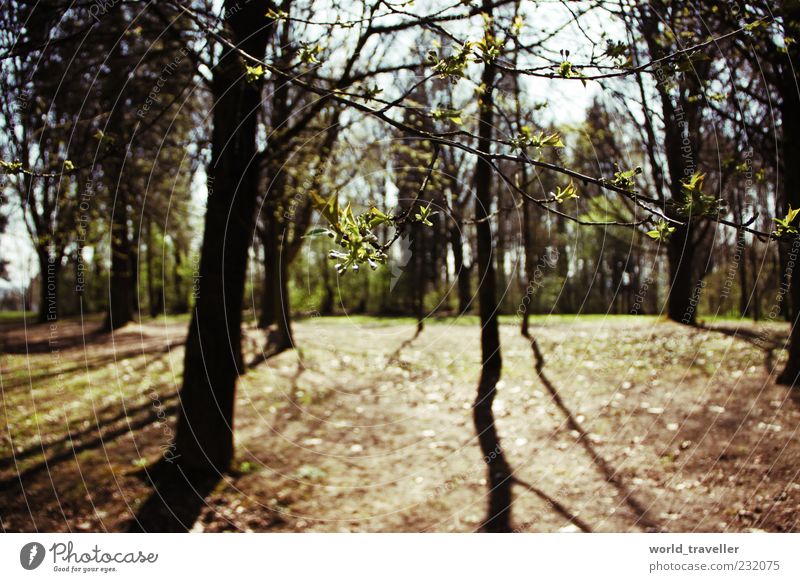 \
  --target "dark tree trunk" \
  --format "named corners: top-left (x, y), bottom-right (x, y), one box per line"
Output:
top-left (450, 223), bottom-right (471, 314)
top-left (257, 213), bottom-right (293, 352)
top-left (37, 249), bottom-right (59, 324)
top-left (472, 3), bottom-right (512, 532)
top-left (174, 2), bottom-right (274, 473)
top-left (172, 242), bottom-right (188, 314)
top-left (777, 18), bottom-right (800, 386)
top-left (641, 6), bottom-right (709, 325)
top-left (258, 225), bottom-right (277, 330)
top-left (738, 231), bottom-right (750, 318)
top-left (413, 221), bottom-right (426, 331)
top-left (104, 185), bottom-right (134, 331)
top-left (270, 229), bottom-right (294, 350)
top-left (520, 162), bottom-right (534, 335)
top-left (666, 224), bottom-right (698, 325)
top-left (147, 218), bottom-right (162, 318)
